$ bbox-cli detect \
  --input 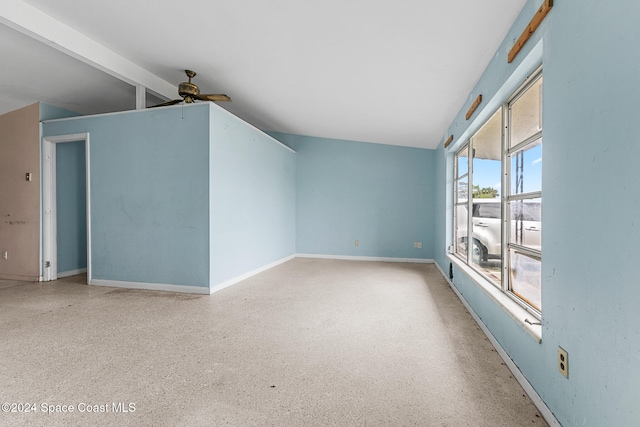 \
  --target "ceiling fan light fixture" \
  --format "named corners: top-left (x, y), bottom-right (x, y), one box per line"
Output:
top-left (149, 69), bottom-right (230, 108)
